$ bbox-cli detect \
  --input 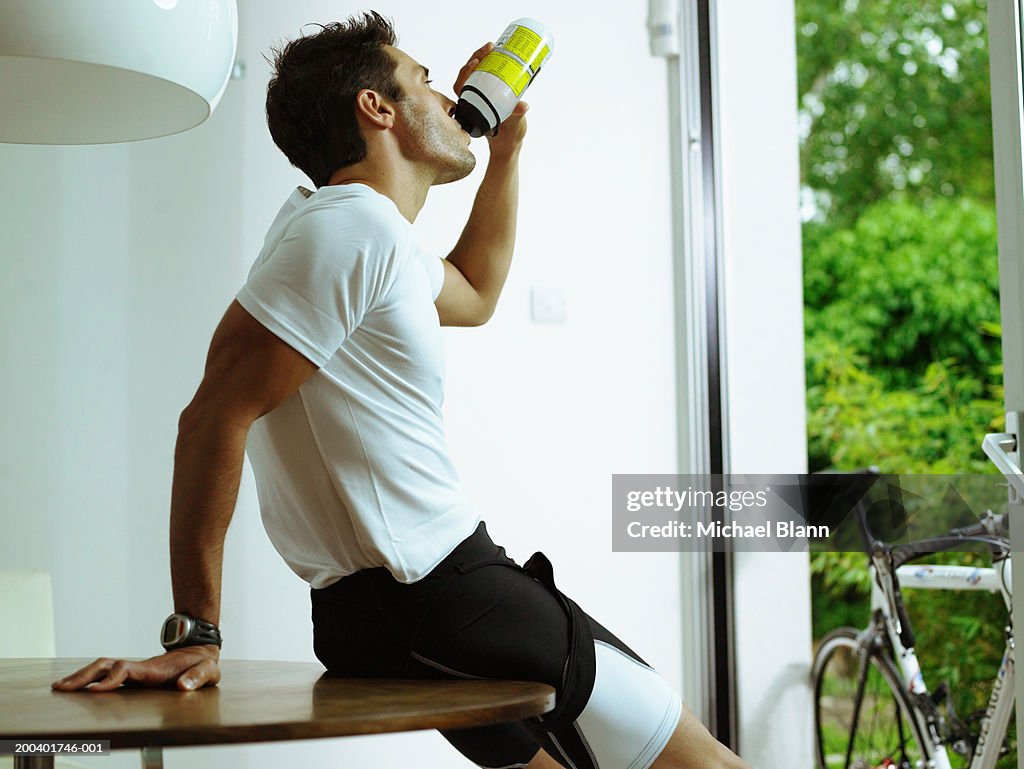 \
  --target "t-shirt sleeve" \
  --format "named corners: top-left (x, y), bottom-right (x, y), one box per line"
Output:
top-left (236, 213), bottom-right (396, 367)
top-left (412, 241), bottom-right (445, 301)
